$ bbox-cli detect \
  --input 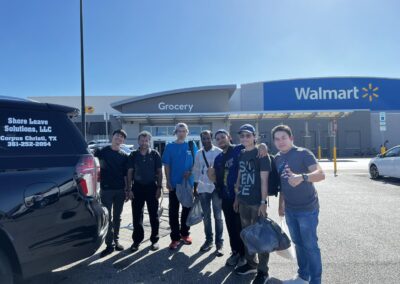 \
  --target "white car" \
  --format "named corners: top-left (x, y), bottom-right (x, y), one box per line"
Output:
top-left (369, 145), bottom-right (400, 179)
